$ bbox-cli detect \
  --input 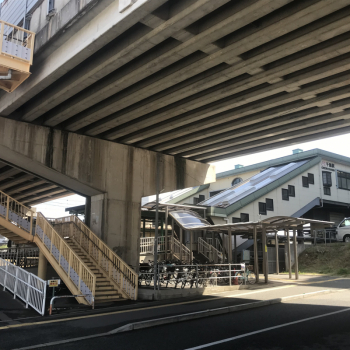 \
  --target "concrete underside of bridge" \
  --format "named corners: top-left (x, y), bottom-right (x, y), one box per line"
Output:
top-left (0, 117), bottom-right (214, 267)
top-left (1, 0), bottom-right (350, 162)
top-left (1, 0), bottom-right (350, 264)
